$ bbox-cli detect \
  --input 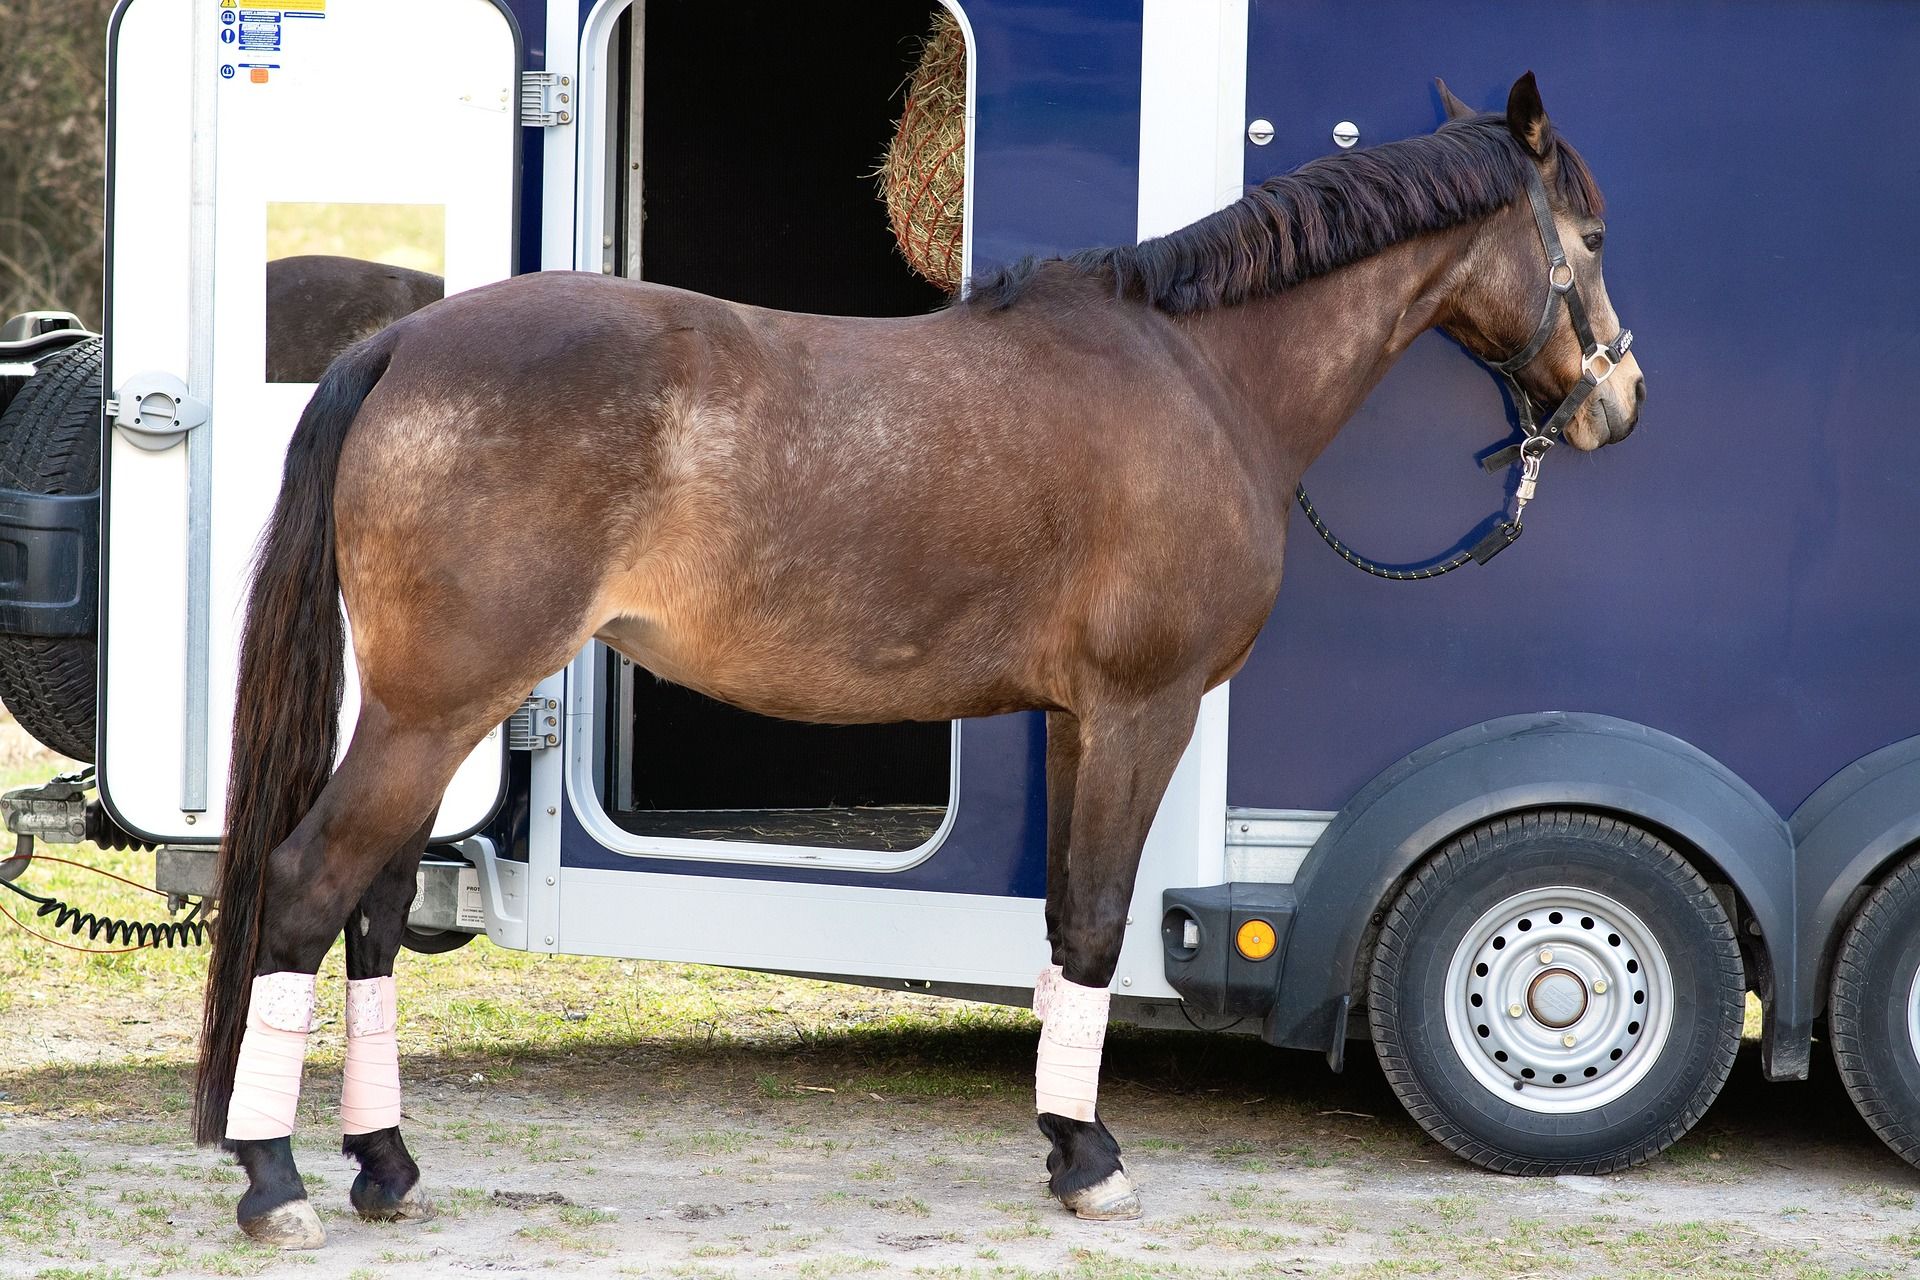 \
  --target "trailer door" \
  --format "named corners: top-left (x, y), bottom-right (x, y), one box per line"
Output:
top-left (101, 0), bottom-right (520, 842)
